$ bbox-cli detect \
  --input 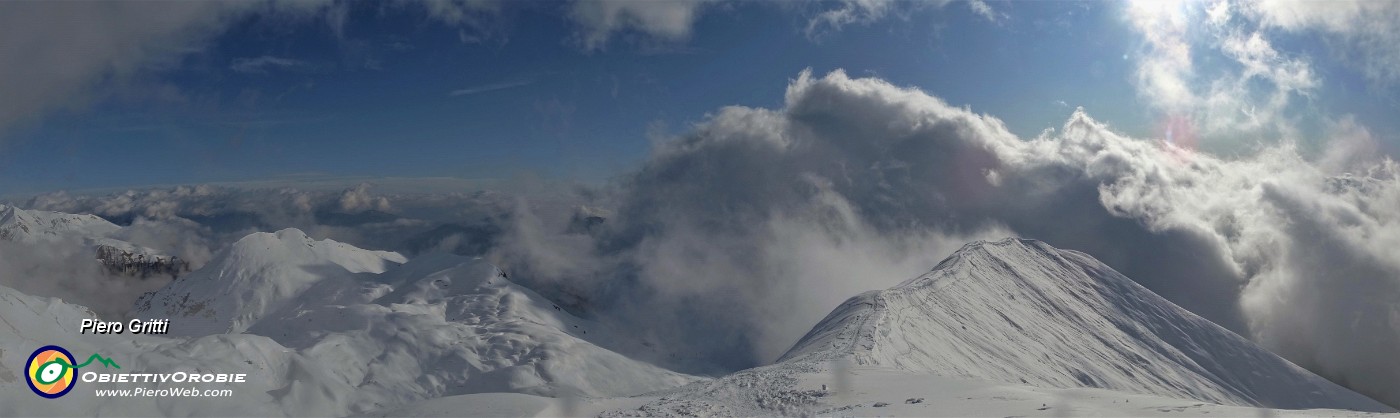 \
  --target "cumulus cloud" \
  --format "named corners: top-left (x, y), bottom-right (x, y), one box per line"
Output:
top-left (336, 183), bottom-right (393, 213)
top-left (490, 70), bottom-right (1400, 406)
